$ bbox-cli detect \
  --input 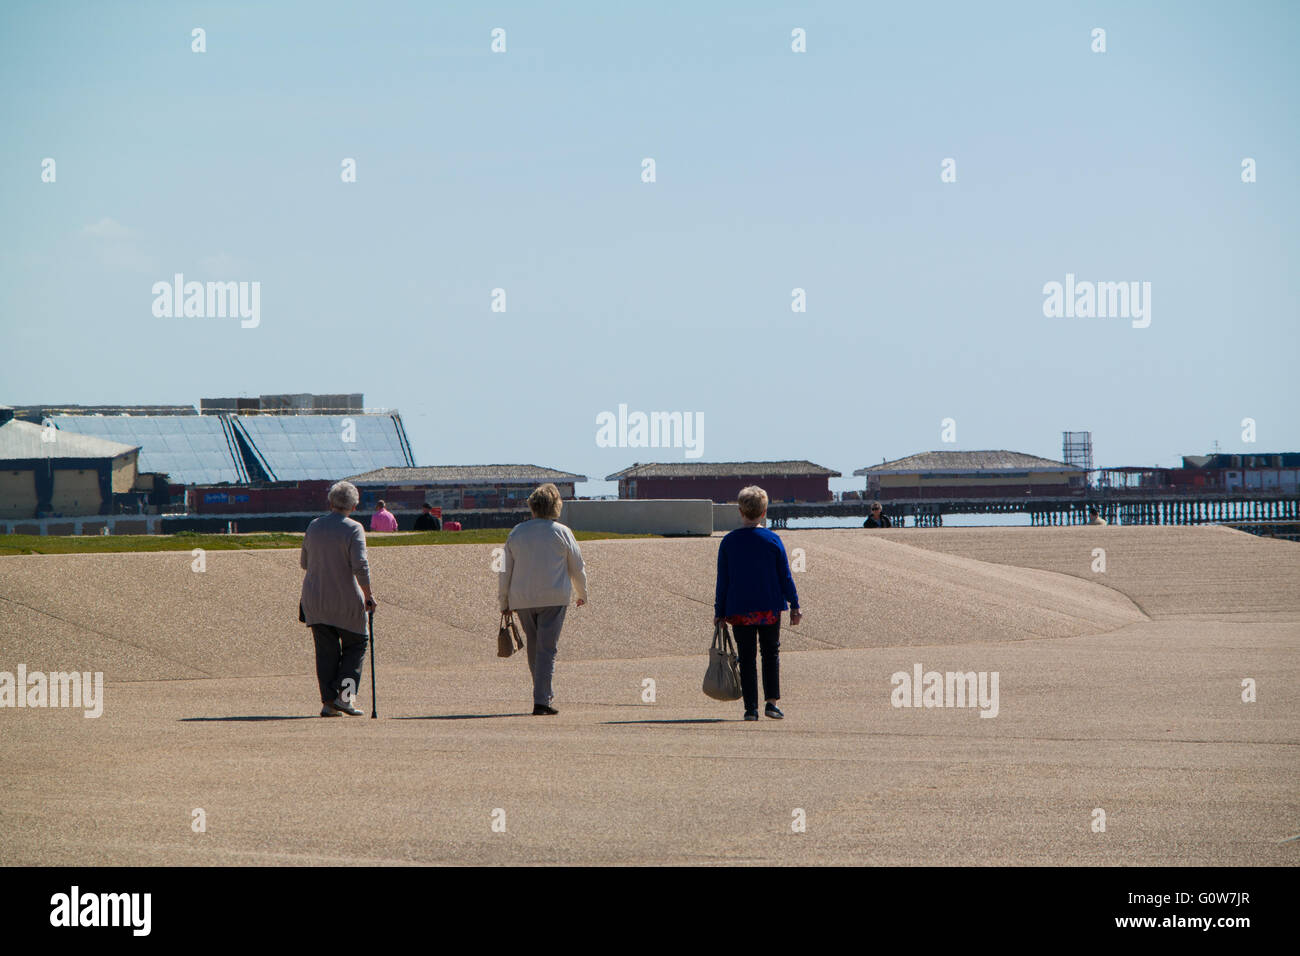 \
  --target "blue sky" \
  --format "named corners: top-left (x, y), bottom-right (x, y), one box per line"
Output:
top-left (2, 0), bottom-right (1296, 494)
